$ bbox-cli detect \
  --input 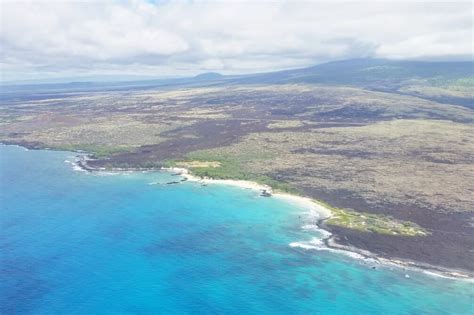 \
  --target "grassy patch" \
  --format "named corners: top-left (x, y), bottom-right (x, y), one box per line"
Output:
top-left (168, 150), bottom-right (298, 194)
top-left (170, 152), bottom-right (427, 237)
top-left (175, 160), bottom-right (222, 168)
top-left (267, 120), bottom-right (306, 129)
top-left (326, 207), bottom-right (428, 236)
top-left (55, 144), bottom-right (133, 158)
